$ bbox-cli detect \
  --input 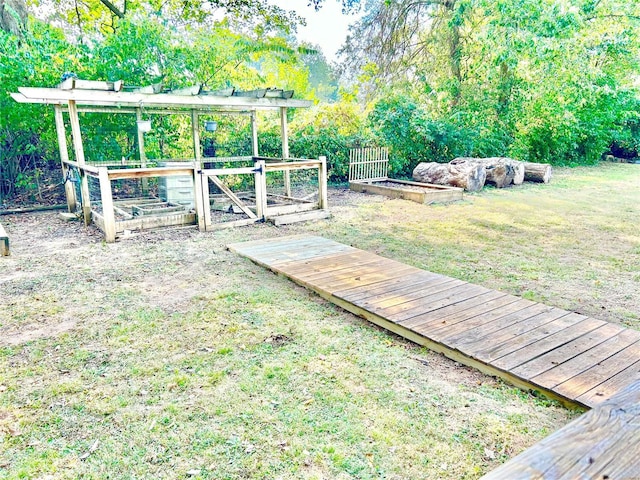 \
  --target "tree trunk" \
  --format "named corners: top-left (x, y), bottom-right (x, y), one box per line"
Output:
top-left (523, 162), bottom-right (553, 183)
top-left (412, 162), bottom-right (486, 192)
top-left (450, 157), bottom-right (524, 188)
top-left (0, 0), bottom-right (27, 35)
